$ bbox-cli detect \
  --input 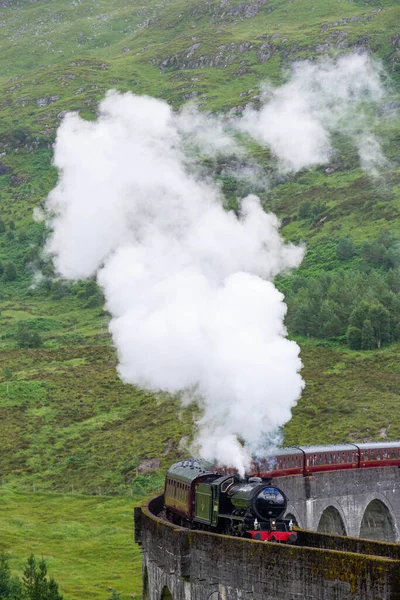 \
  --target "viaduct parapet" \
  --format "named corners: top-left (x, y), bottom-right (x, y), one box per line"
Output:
top-left (272, 466), bottom-right (400, 541)
top-left (136, 495), bottom-right (400, 600)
